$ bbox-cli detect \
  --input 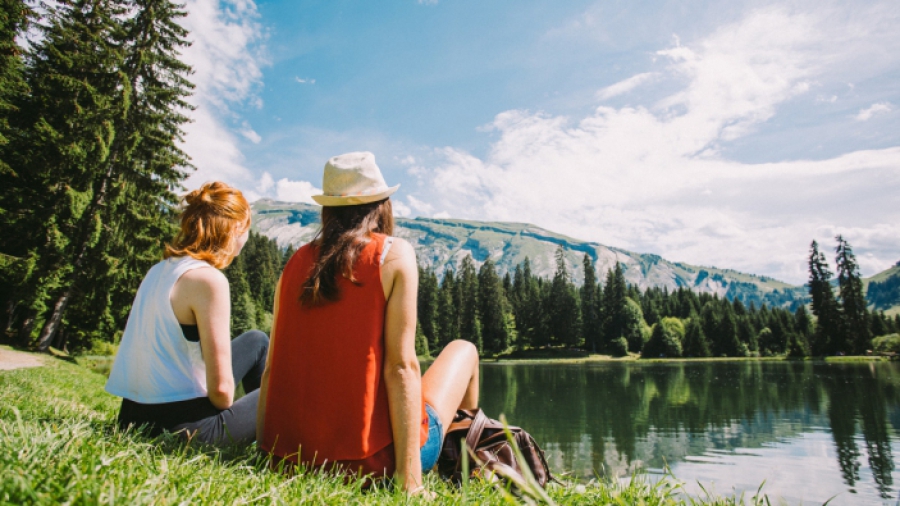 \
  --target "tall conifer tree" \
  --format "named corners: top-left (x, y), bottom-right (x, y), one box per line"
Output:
top-left (601, 262), bottom-right (627, 351)
top-left (835, 236), bottom-right (870, 354)
top-left (549, 245), bottom-right (581, 346)
top-left (4, 0), bottom-right (192, 349)
top-left (458, 255), bottom-right (482, 352)
top-left (478, 259), bottom-right (510, 354)
top-left (808, 240), bottom-right (841, 355)
top-left (417, 265), bottom-right (439, 350)
top-left (437, 267), bottom-right (460, 347)
top-left (581, 254), bottom-right (601, 352)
